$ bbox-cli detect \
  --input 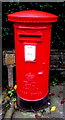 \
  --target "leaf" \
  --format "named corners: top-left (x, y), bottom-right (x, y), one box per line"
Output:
top-left (6, 104), bottom-right (9, 107)
top-left (5, 96), bottom-right (9, 99)
top-left (61, 100), bottom-right (64, 104)
top-left (59, 91), bottom-right (63, 94)
top-left (14, 85), bottom-right (17, 90)
top-left (35, 113), bottom-right (40, 118)
top-left (50, 106), bottom-right (57, 112)
top-left (12, 98), bottom-right (17, 102)
top-left (14, 102), bottom-right (18, 109)
top-left (10, 93), bottom-right (14, 97)
top-left (8, 91), bottom-right (12, 94)
top-left (63, 98), bottom-right (65, 101)
top-left (49, 93), bottom-right (55, 96)
top-left (11, 89), bottom-right (15, 92)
